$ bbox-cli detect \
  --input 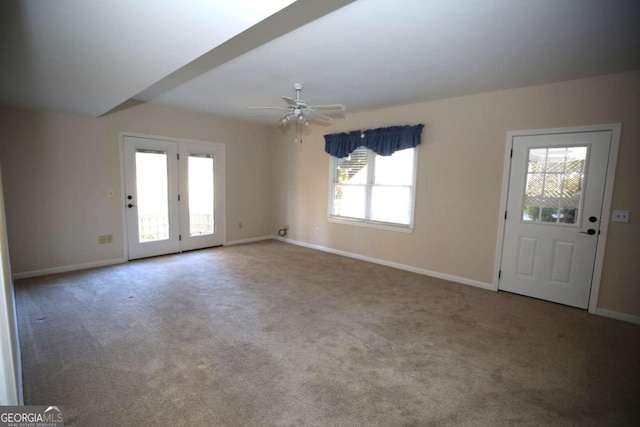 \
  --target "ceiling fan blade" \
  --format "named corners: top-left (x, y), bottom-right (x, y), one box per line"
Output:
top-left (309, 104), bottom-right (345, 111)
top-left (313, 109), bottom-right (345, 116)
top-left (249, 84), bottom-right (345, 126)
top-left (308, 111), bottom-right (332, 123)
top-left (282, 96), bottom-right (297, 106)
